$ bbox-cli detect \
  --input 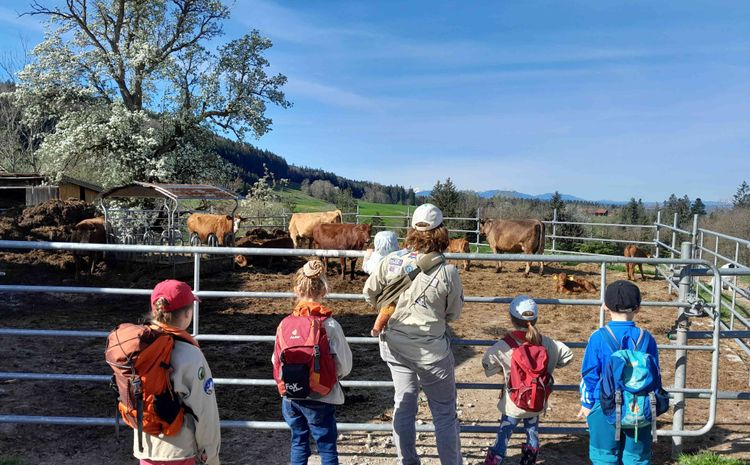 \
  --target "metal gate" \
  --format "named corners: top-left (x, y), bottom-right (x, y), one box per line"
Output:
top-left (0, 239), bottom-right (733, 458)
